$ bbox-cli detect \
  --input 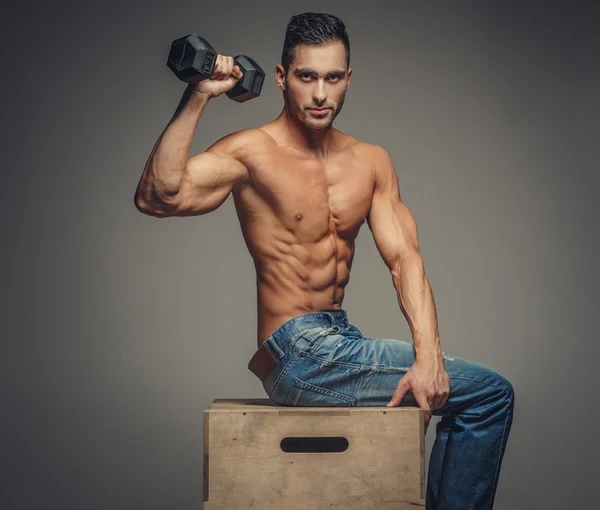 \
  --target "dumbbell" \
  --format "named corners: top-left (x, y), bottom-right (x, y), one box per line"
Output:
top-left (167, 34), bottom-right (265, 103)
